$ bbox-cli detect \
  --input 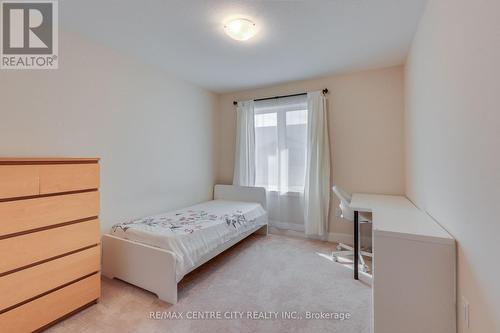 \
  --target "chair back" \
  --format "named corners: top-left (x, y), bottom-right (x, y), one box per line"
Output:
top-left (332, 186), bottom-right (355, 221)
